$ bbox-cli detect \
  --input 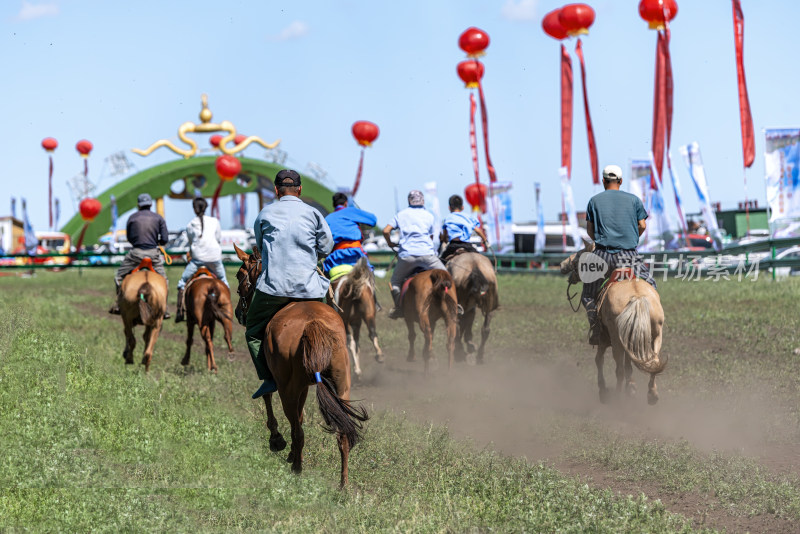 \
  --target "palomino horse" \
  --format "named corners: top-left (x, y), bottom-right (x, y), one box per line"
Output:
top-left (233, 244), bottom-right (368, 488)
top-left (446, 252), bottom-right (499, 364)
top-left (561, 245), bottom-right (667, 405)
top-left (400, 269), bottom-right (459, 372)
top-left (118, 258), bottom-right (167, 373)
top-left (180, 268), bottom-right (234, 373)
top-left (330, 256), bottom-right (384, 379)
